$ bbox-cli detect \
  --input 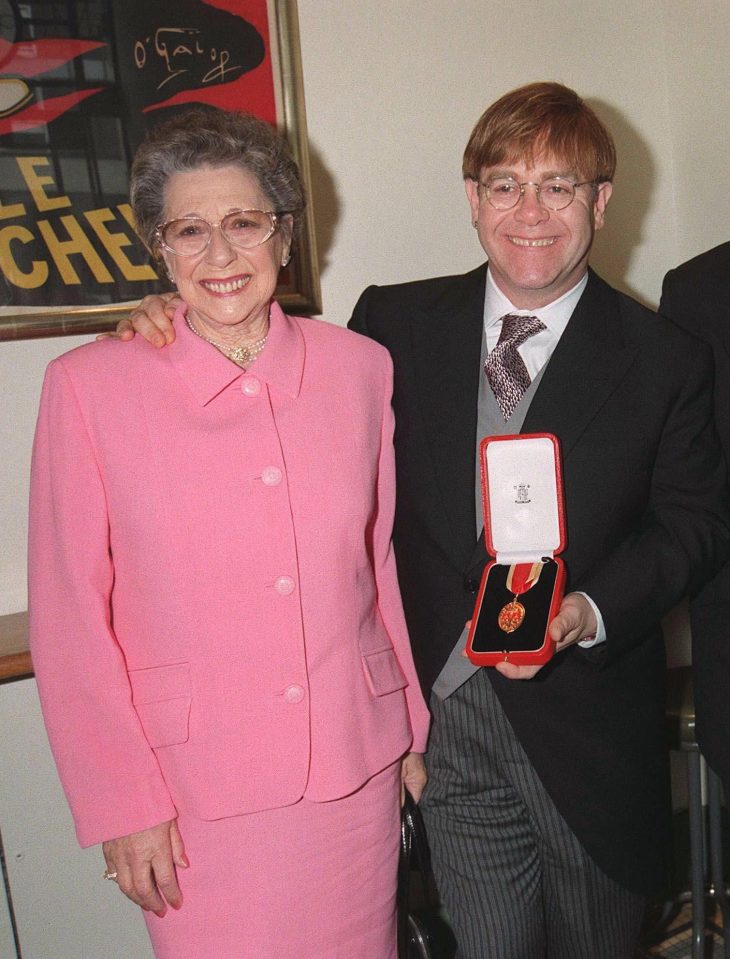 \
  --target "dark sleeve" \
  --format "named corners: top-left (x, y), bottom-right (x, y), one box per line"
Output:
top-left (580, 339), bottom-right (730, 664)
top-left (348, 285), bottom-right (378, 338)
top-left (658, 268), bottom-right (676, 318)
